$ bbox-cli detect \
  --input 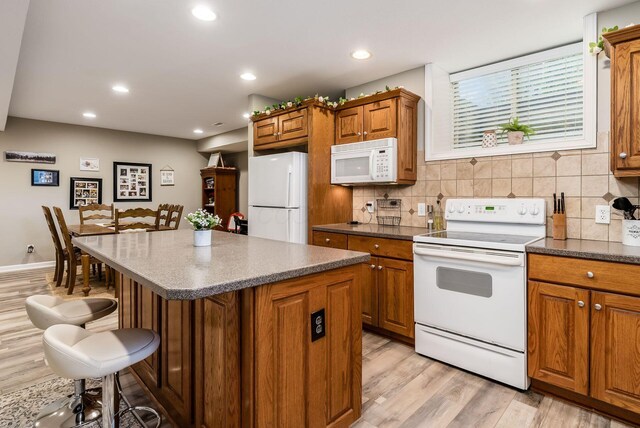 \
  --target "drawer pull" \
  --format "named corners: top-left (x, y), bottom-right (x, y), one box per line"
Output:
top-left (620, 152), bottom-right (628, 159)
top-left (325, 238), bottom-right (330, 243)
top-left (586, 271), bottom-right (594, 279)
top-left (374, 244), bottom-right (380, 249)
top-left (370, 264), bottom-right (376, 269)
top-left (578, 300), bottom-right (585, 308)
top-left (378, 265), bottom-right (383, 270)
top-left (594, 304), bottom-right (602, 311)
